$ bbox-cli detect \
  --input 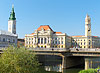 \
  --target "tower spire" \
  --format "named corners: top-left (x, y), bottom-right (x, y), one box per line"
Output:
top-left (8, 5), bottom-right (16, 34)
top-left (9, 4), bottom-right (16, 20)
